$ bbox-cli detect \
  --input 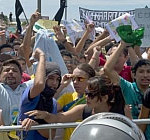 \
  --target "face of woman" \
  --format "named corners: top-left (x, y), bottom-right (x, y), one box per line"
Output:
top-left (85, 89), bottom-right (102, 109)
